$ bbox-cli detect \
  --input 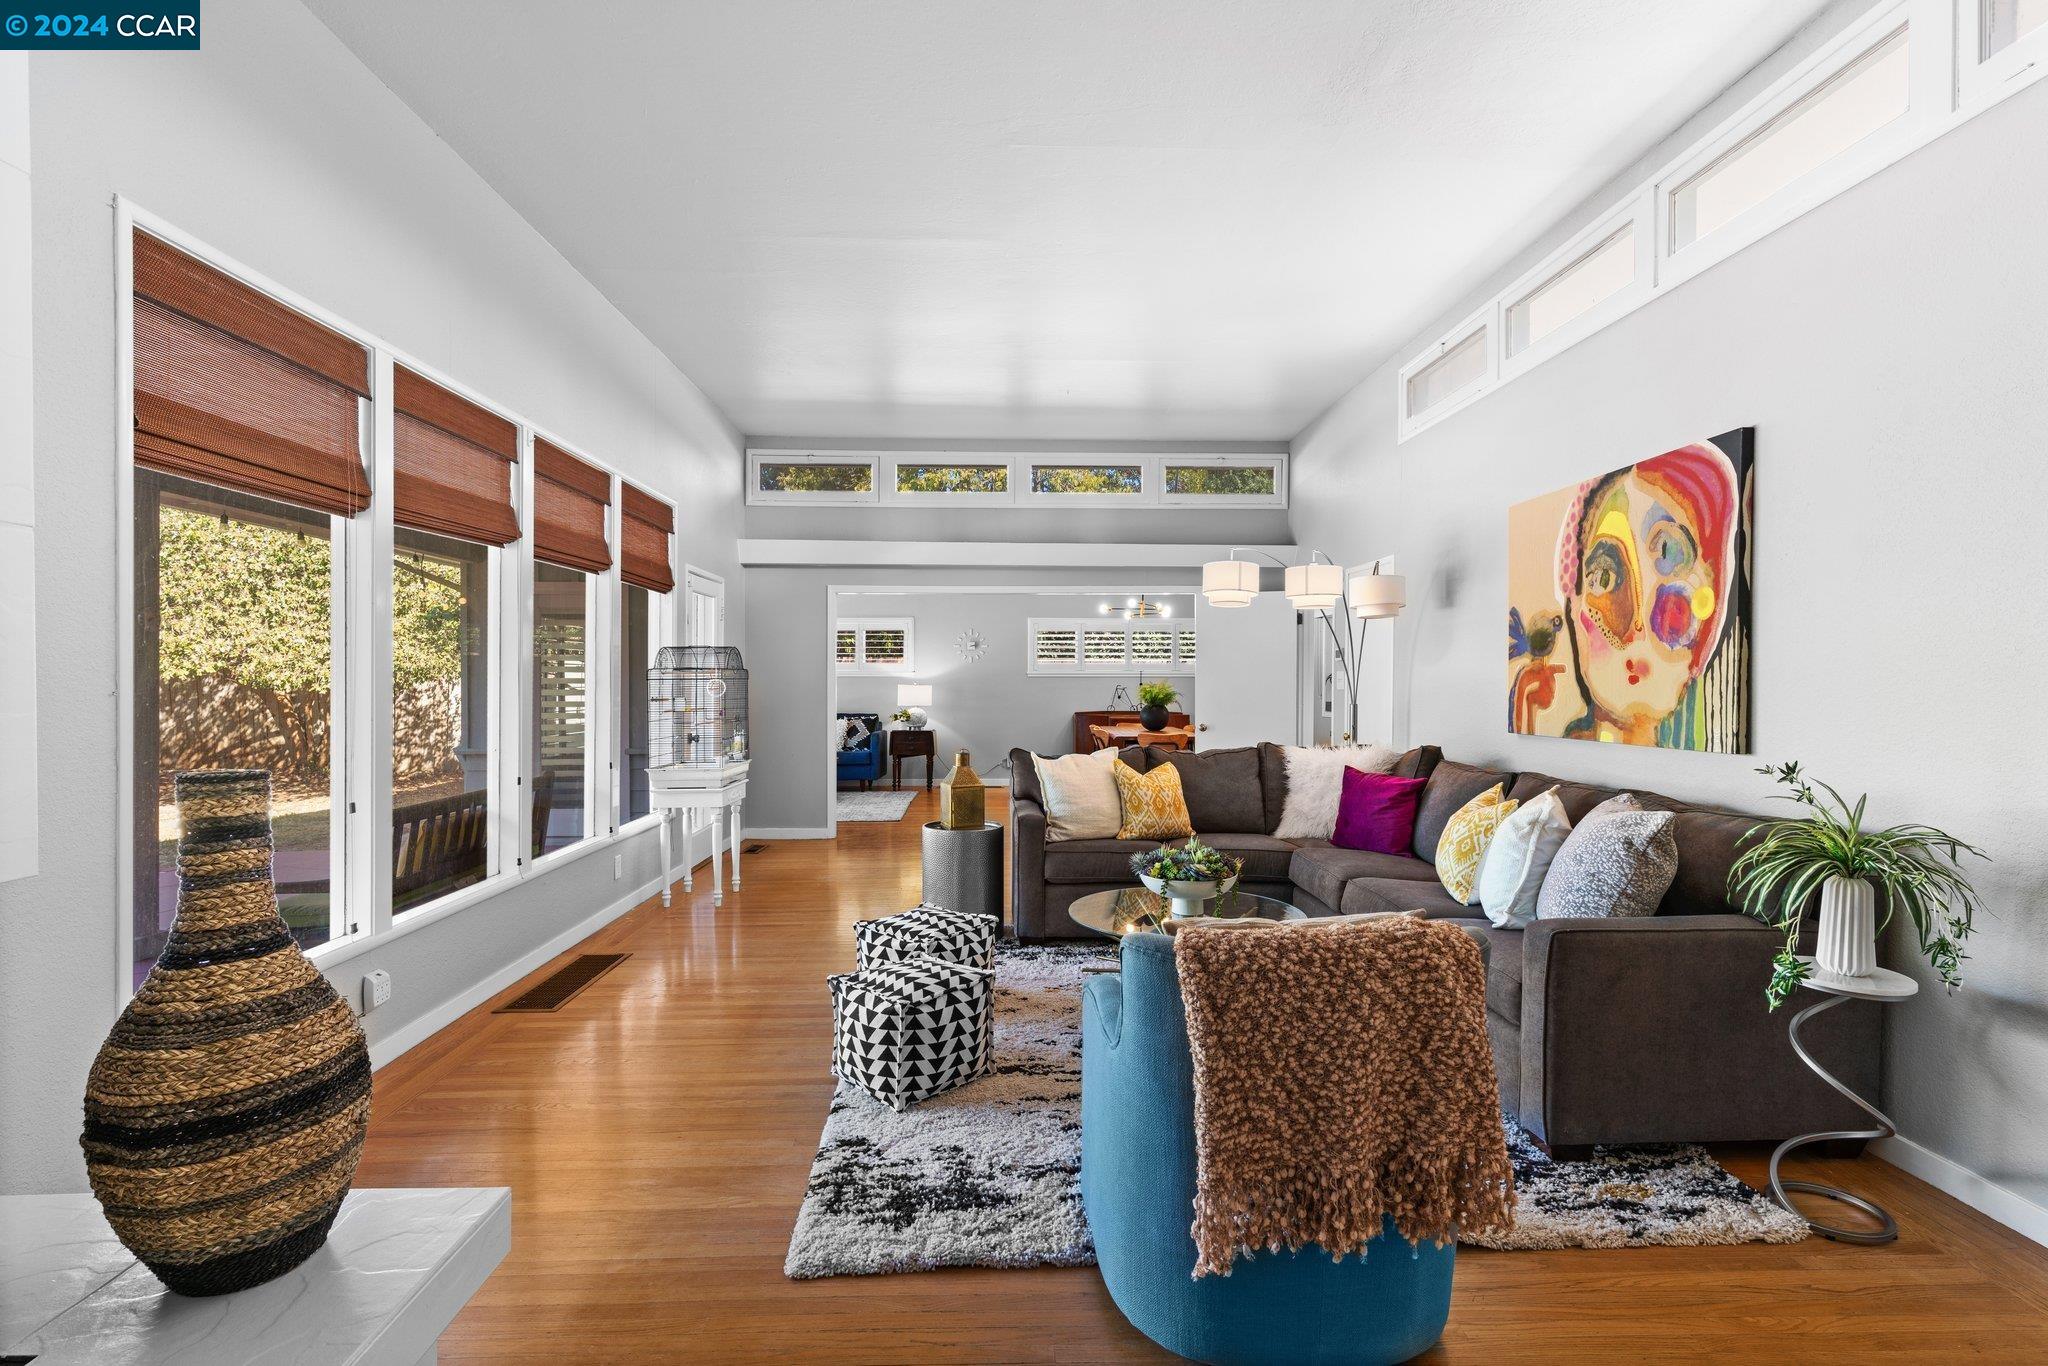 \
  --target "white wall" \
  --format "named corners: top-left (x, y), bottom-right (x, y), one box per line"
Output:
top-left (0, 0), bottom-right (745, 1194)
top-left (1289, 72), bottom-right (2048, 1215)
top-left (835, 591), bottom-right (1196, 780)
